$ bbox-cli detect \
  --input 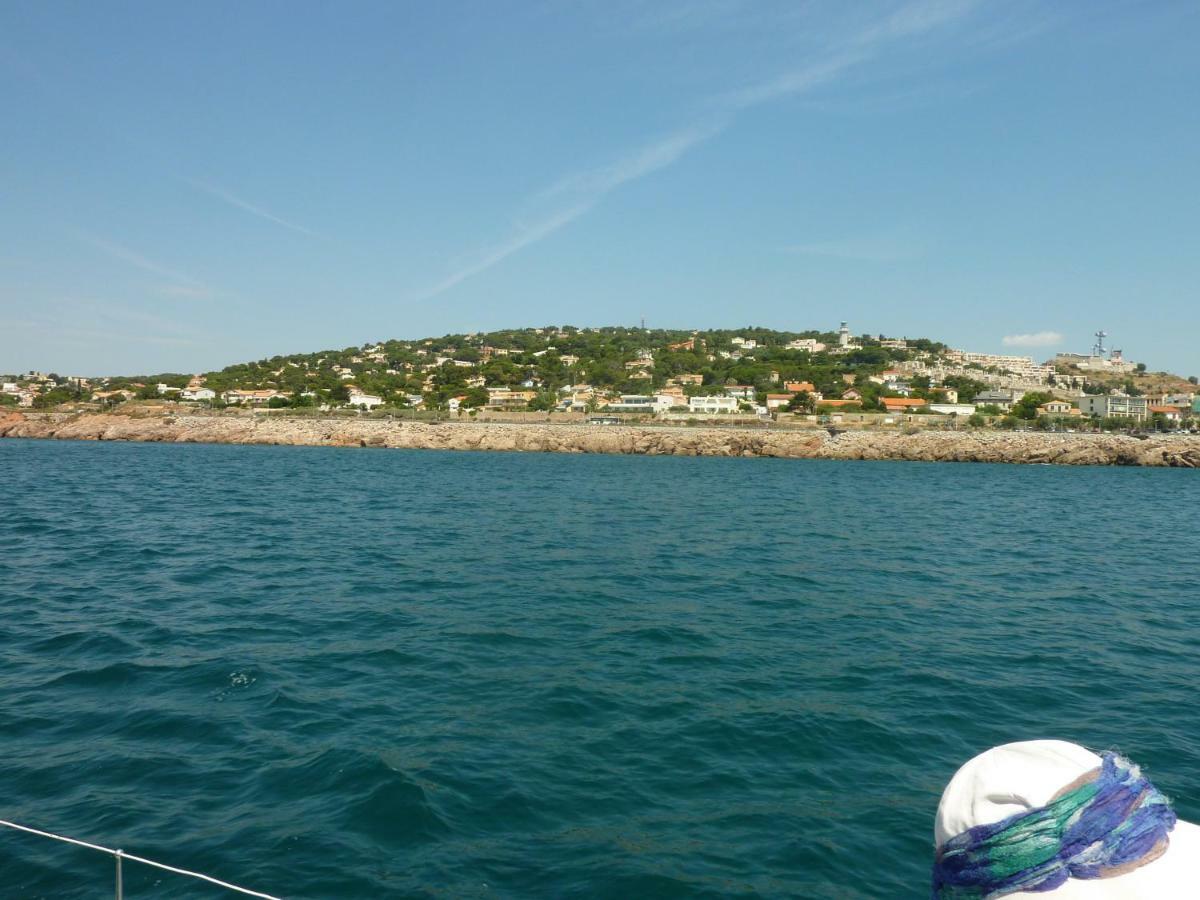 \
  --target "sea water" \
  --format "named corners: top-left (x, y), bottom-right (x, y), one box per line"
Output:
top-left (1, 439), bottom-right (1198, 898)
